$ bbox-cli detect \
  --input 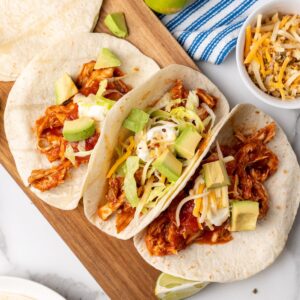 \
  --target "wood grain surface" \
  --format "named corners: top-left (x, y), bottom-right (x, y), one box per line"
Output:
top-left (0, 0), bottom-right (198, 299)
